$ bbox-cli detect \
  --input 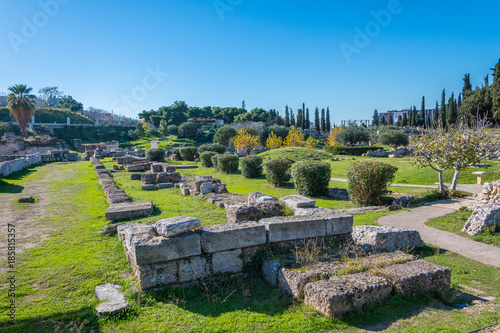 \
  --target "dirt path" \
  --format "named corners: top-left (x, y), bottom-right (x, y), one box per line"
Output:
top-left (377, 198), bottom-right (500, 268)
top-left (0, 164), bottom-right (76, 274)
